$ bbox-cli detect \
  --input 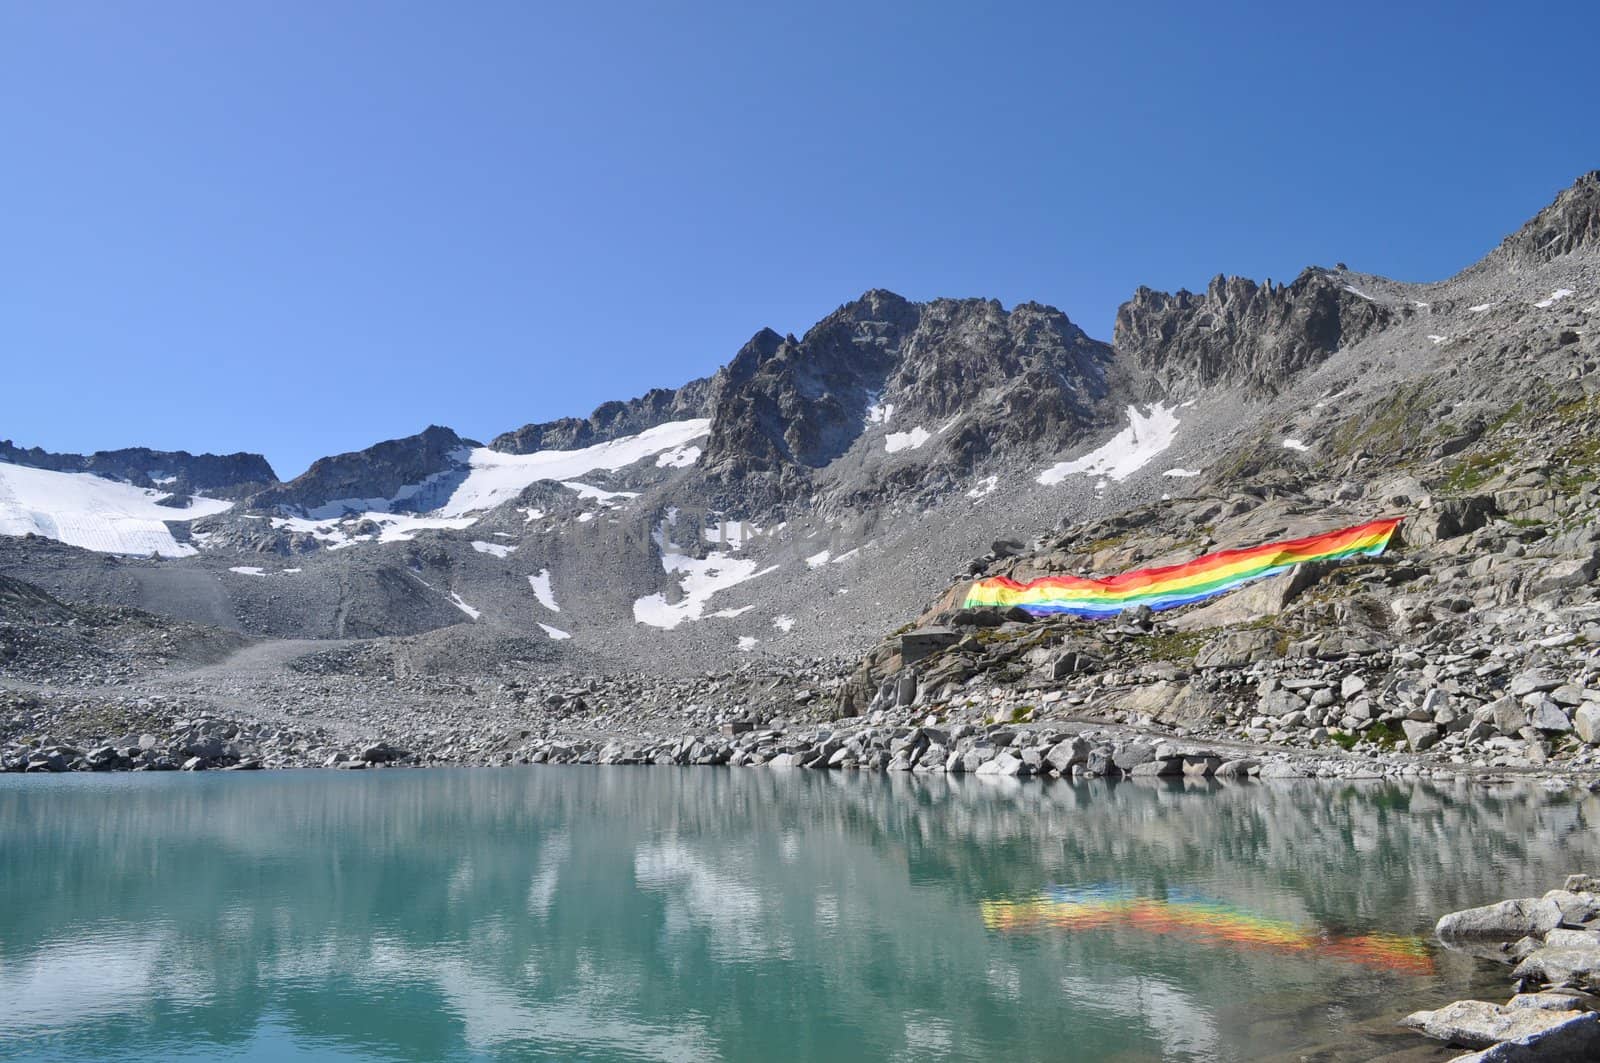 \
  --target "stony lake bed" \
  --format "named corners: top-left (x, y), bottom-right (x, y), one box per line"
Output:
top-left (4, 768), bottom-right (1600, 1062)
